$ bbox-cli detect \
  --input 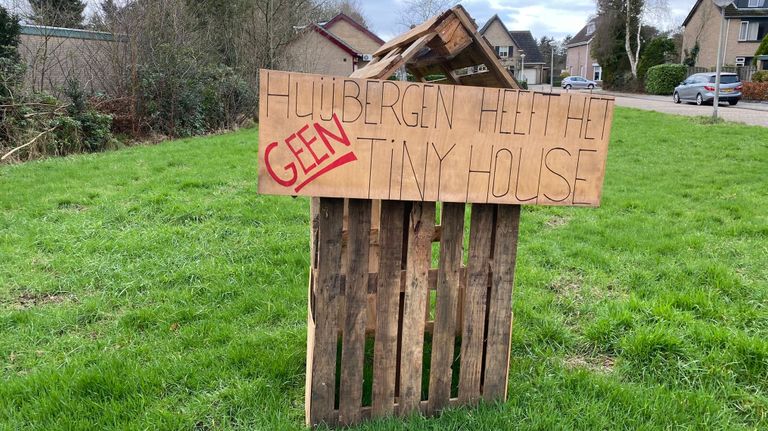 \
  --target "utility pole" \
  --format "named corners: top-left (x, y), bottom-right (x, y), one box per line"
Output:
top-left (712, 0), bottom-right (734, 120)
top-left (551, 47), bottom-right (555, 90)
